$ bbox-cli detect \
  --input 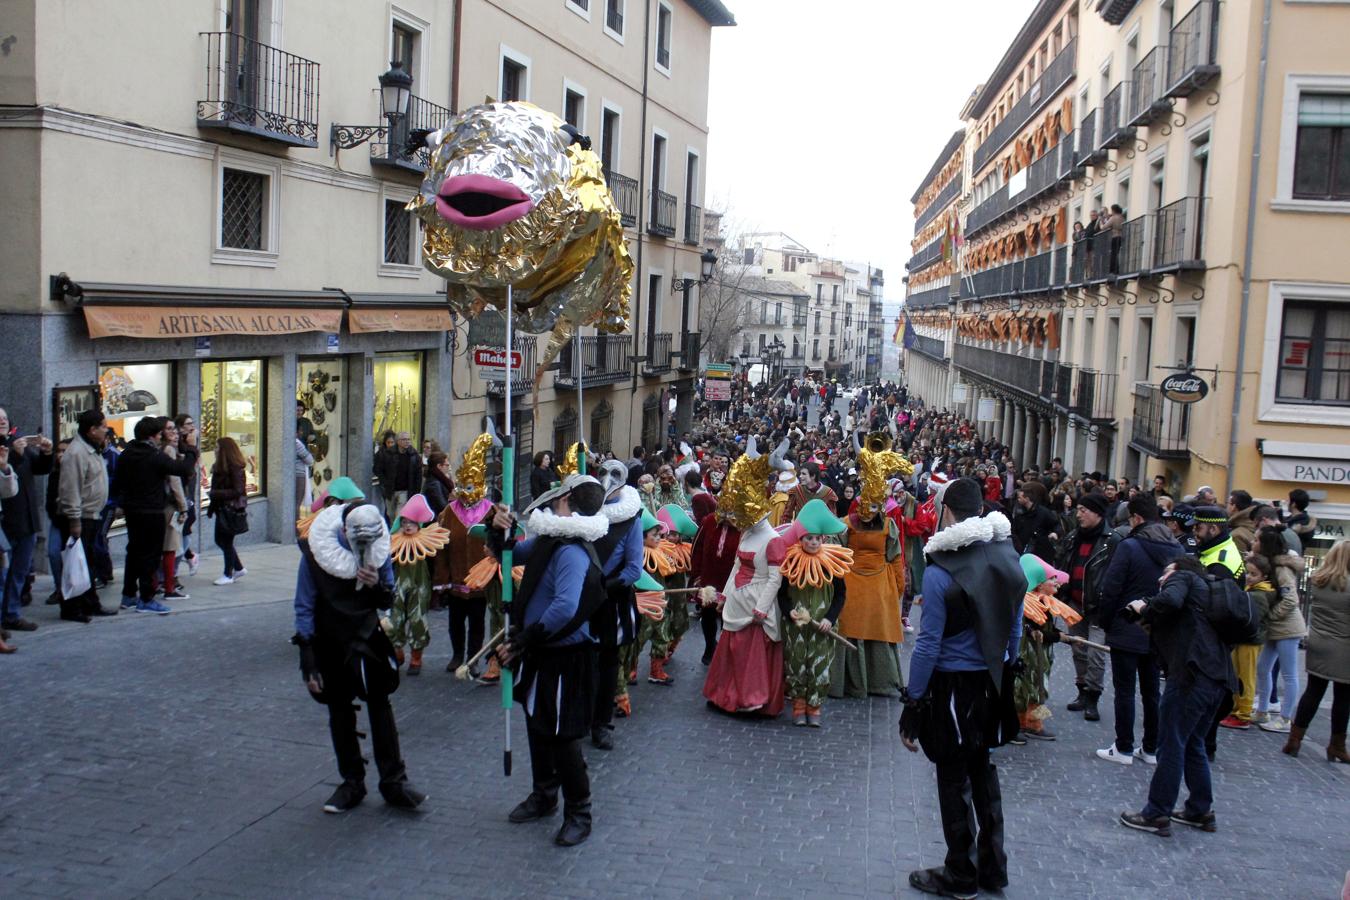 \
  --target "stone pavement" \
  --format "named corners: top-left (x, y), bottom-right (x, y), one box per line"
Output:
top-left (1, 542), bottom-right (1347, 899)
